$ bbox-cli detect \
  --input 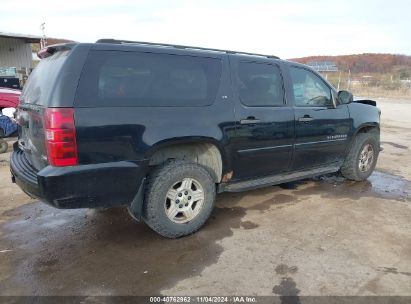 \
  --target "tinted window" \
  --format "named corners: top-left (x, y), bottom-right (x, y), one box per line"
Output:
top-left (236, 62), bottom-right (284, 107)
top-left (289, 67), bottom-right (332, 107)
top-left (76, 51), bottom-right (222, 107)
top-left (21, 51), bottom-right (69, 105)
